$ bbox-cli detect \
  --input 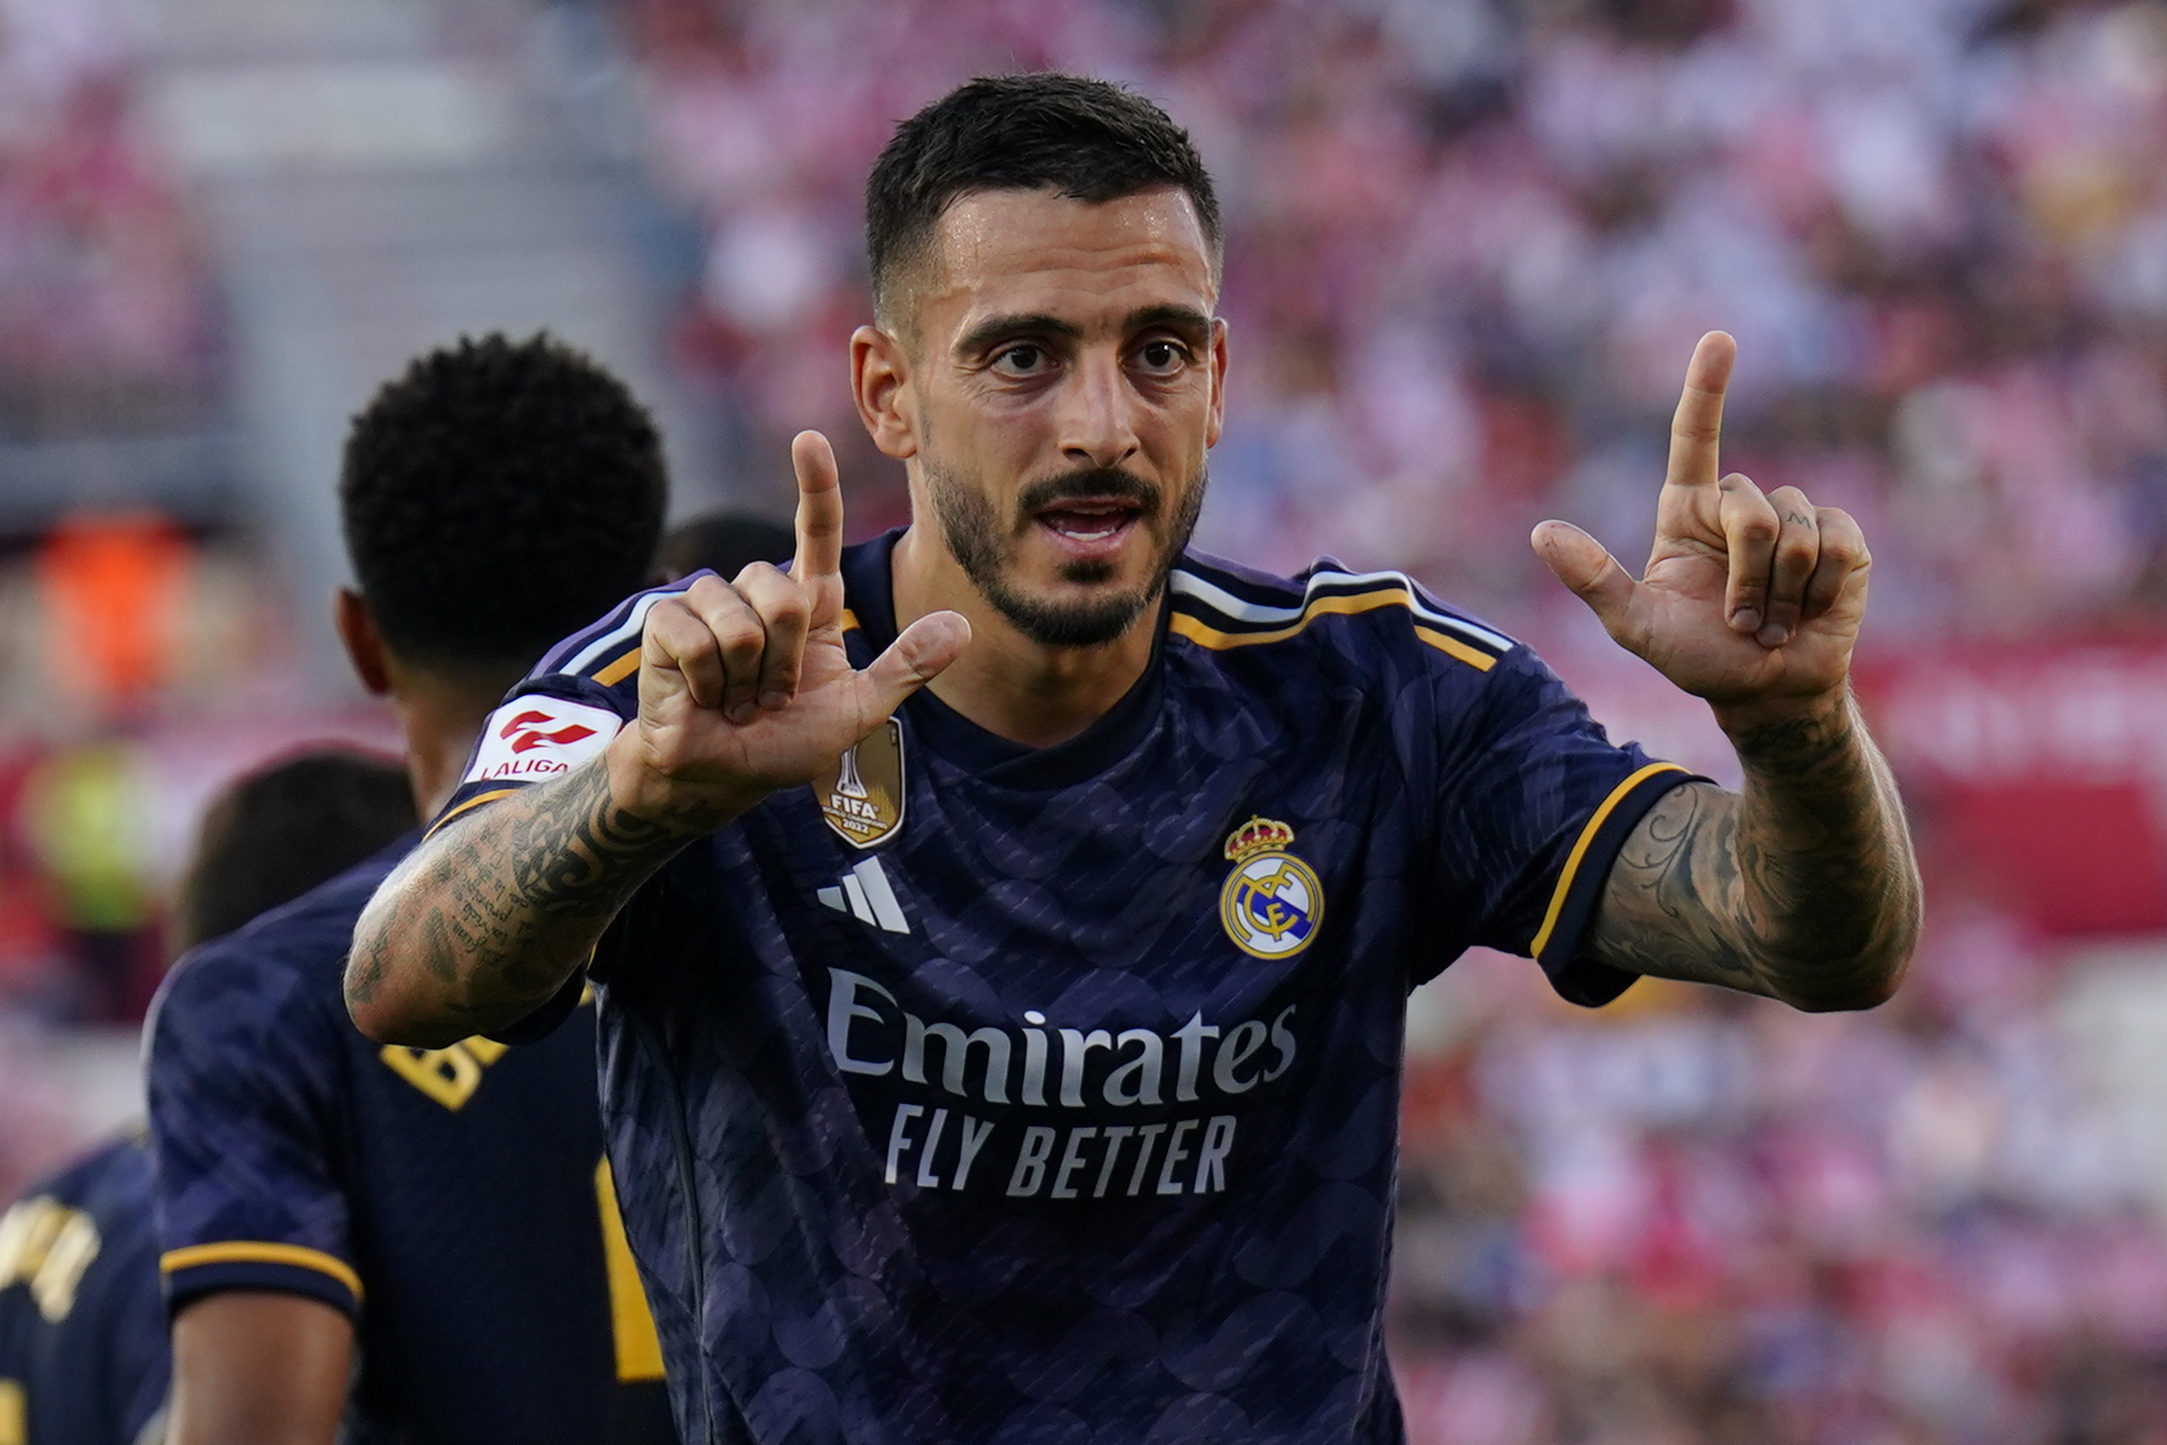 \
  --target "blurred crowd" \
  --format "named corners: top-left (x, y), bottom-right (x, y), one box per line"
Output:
top-left (1393, 912), bottom-right (2167, 1445)
top-left (0, 0), bottom-right (219, 438)
top-left (615, 0), bottom-right (2167, 636)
